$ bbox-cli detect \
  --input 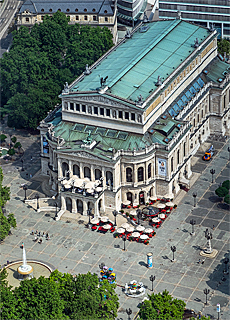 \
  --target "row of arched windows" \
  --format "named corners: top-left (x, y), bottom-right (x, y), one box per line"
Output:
top-left (126, 164), bottom-right (152, 182)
